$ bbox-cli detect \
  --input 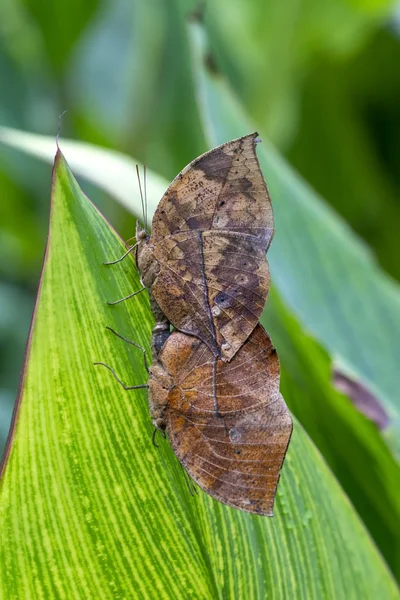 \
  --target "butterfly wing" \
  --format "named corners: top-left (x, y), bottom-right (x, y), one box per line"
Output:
top-left (150, 133), bottom-right (273, 361)
top-left (152, 230), bottom-right (270, 359)
top-left (160, 325), bottom-right (292, 516)
top-left (151, 133), bottom-right (273, 243)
